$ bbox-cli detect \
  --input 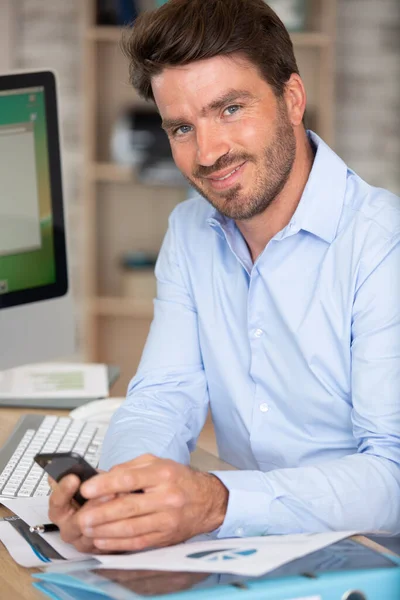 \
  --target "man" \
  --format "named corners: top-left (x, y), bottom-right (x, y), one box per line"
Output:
top-left (50, 0), bottom-right (400, 553)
